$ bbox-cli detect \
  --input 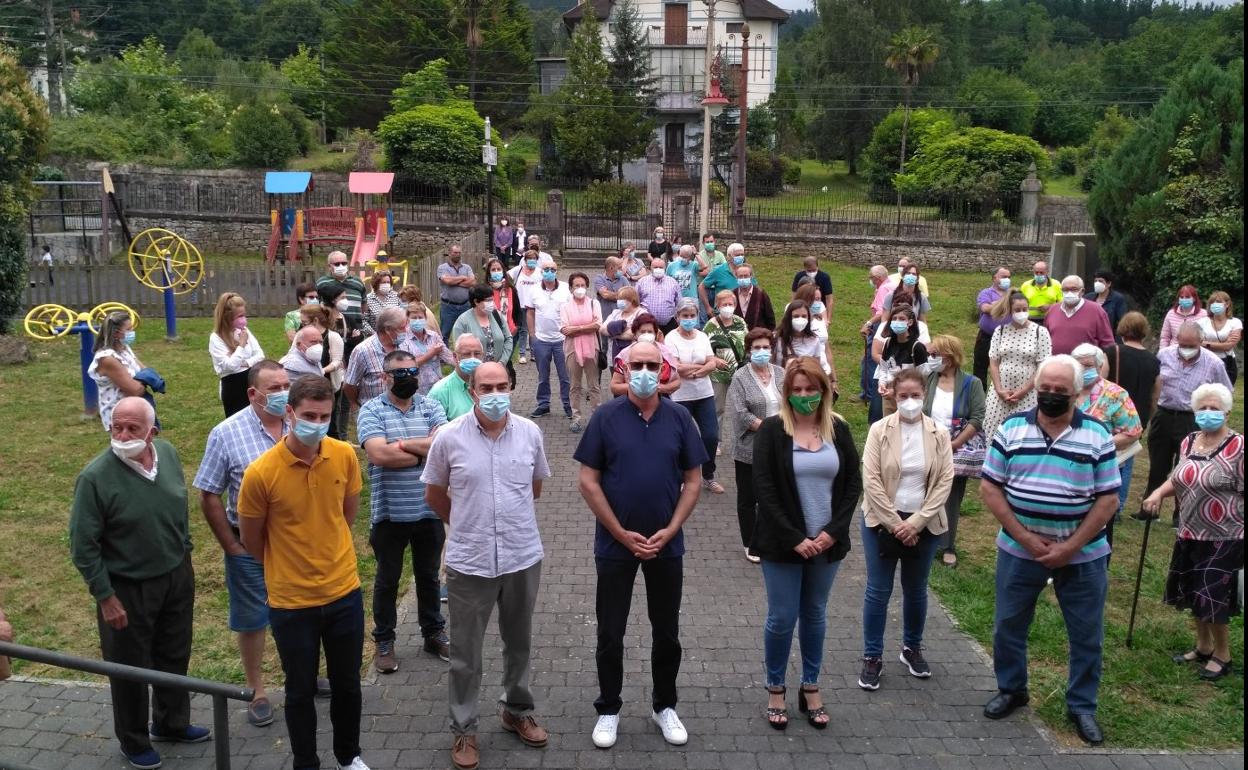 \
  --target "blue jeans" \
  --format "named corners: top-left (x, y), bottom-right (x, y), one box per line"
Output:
top-left (760, 558), bottom-right (841, 687)
top-left (1116, 456), bottom-right (1134, 513)
top-left (860, 521), bottom-right (939, 658)
top-left (531, 337), bottom-right (570, 412)
top-left (223, 550), bottom-right (268, 633)
top-left (992, 550), bottom-right (1107, 714)
top-left (269, 589), bottom-right (365, 769)
top-left (439, 300), bottom-right (469, 342)
top-left (515, 311), bottom-right (530, 357)
top-left (859, 321), bottom-right (879, 397)
top-left (675, 395), bottom-right (718, 480)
